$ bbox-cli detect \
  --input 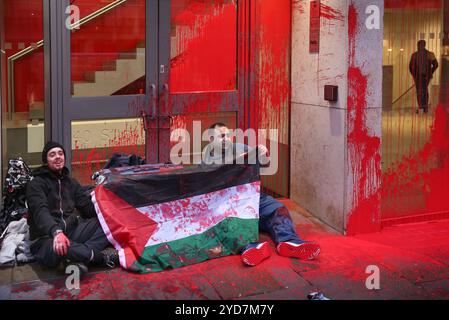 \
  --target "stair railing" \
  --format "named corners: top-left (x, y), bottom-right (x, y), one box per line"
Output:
top-left (7, 0), bottom-right (127, 119)
top-left (391, 84), bottom-right (415, 107)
